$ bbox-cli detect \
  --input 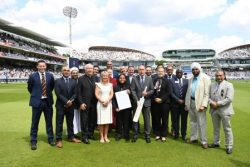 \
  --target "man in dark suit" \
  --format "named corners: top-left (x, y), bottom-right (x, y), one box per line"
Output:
top-left (54, 66), bottom-right (81, 148)
top-left (27, 60), bottom-right (55, 150)
top-left (126, 66), bottom-right (137, 131)
top-left (170, 69), bottom-right (189, 140)
top-left (131, 65), bottom-right (154, 143)
top-left (165, 64), bottom-right (177, 136)
top-left (77, 64), bottom-right (97, 144)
